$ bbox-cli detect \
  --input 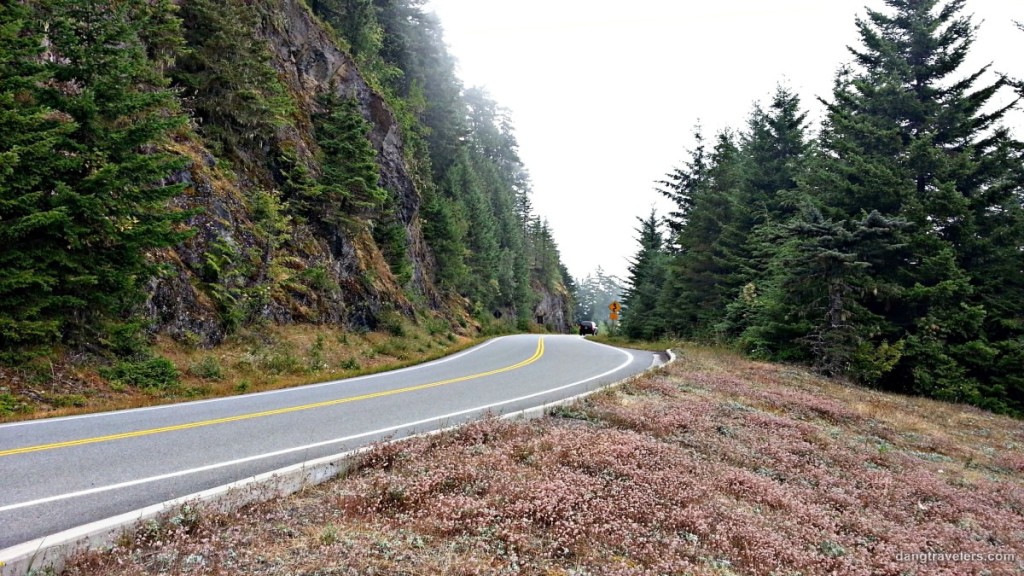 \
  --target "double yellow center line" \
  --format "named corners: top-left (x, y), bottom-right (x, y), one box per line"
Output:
top-left (0, 337), bottom-right (545, 458)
